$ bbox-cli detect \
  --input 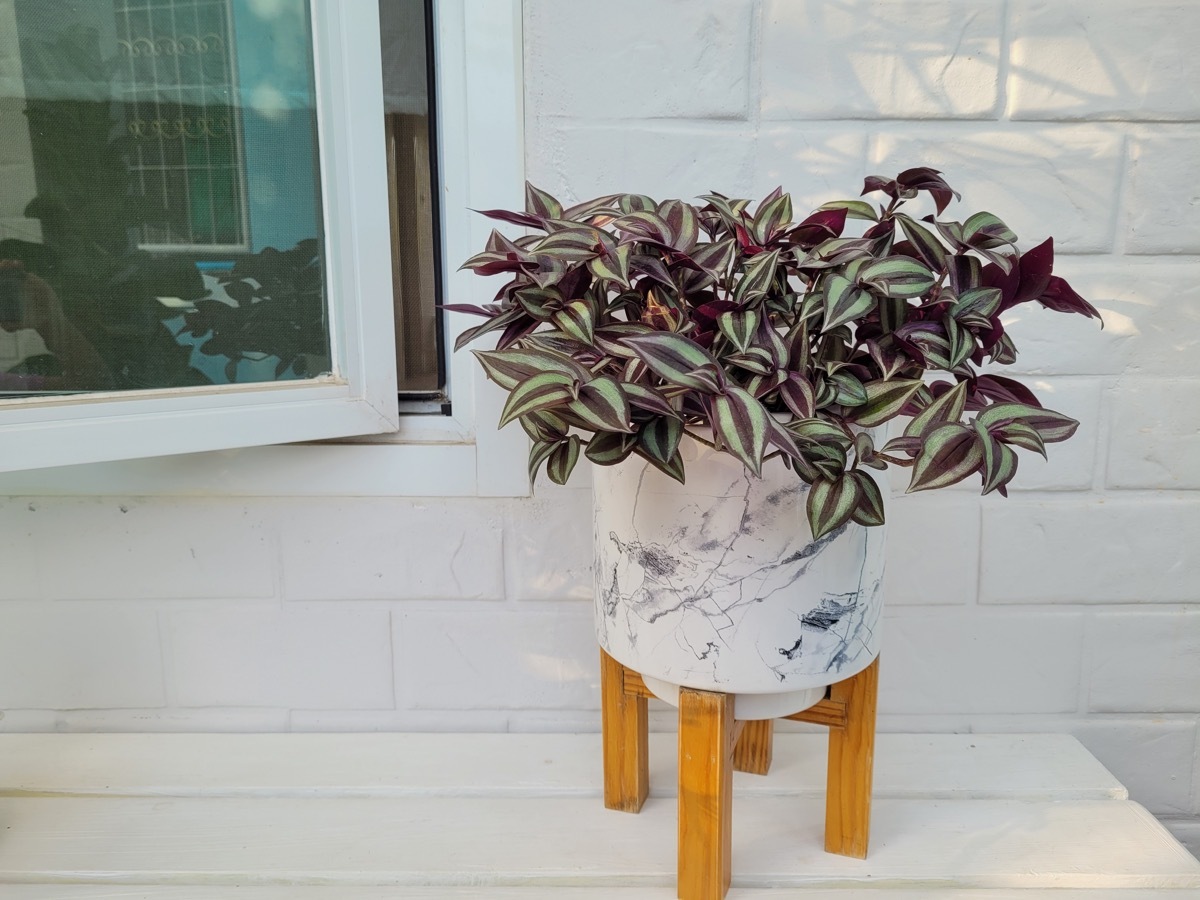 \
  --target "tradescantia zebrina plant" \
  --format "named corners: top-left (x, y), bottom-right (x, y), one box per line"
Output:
top-left (450, 169), bottom-right (1101, 539)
